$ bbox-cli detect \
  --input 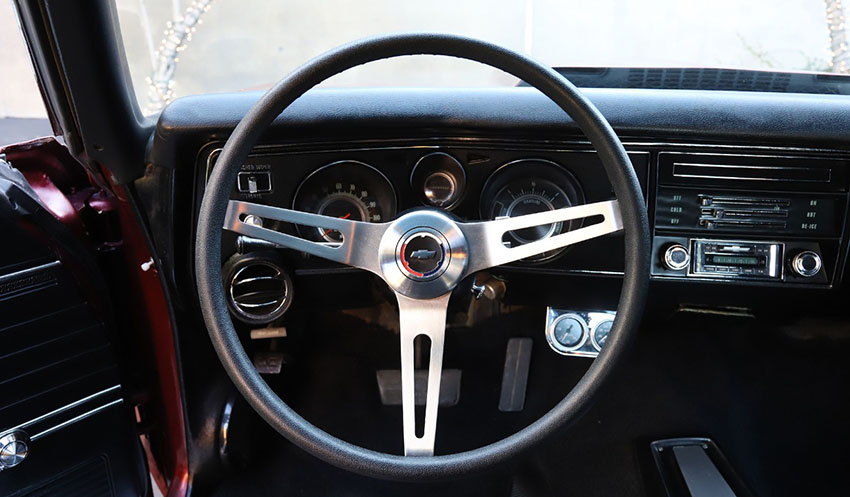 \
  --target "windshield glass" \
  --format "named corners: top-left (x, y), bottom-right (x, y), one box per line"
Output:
top-left (115, 0), bottom-right (850, 114)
